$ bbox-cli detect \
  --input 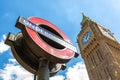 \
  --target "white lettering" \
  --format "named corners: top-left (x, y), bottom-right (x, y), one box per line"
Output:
top-left (19, 17), bottom-right (77, 53)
